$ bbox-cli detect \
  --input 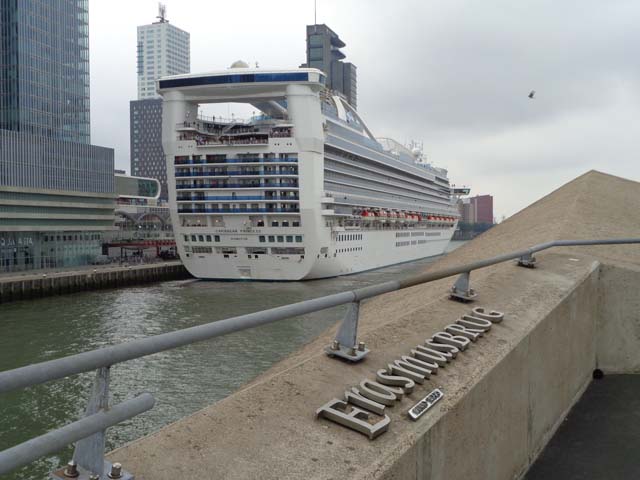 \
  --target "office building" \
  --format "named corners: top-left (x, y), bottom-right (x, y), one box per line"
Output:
top-left (130, 4), bottom-right (190, 200)
top-left (303, 24), bottom-right (357, 108)
top-left (0, 0), bottom-right (115, 272)
top-left (460, 195), bottom-right (494, 224)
